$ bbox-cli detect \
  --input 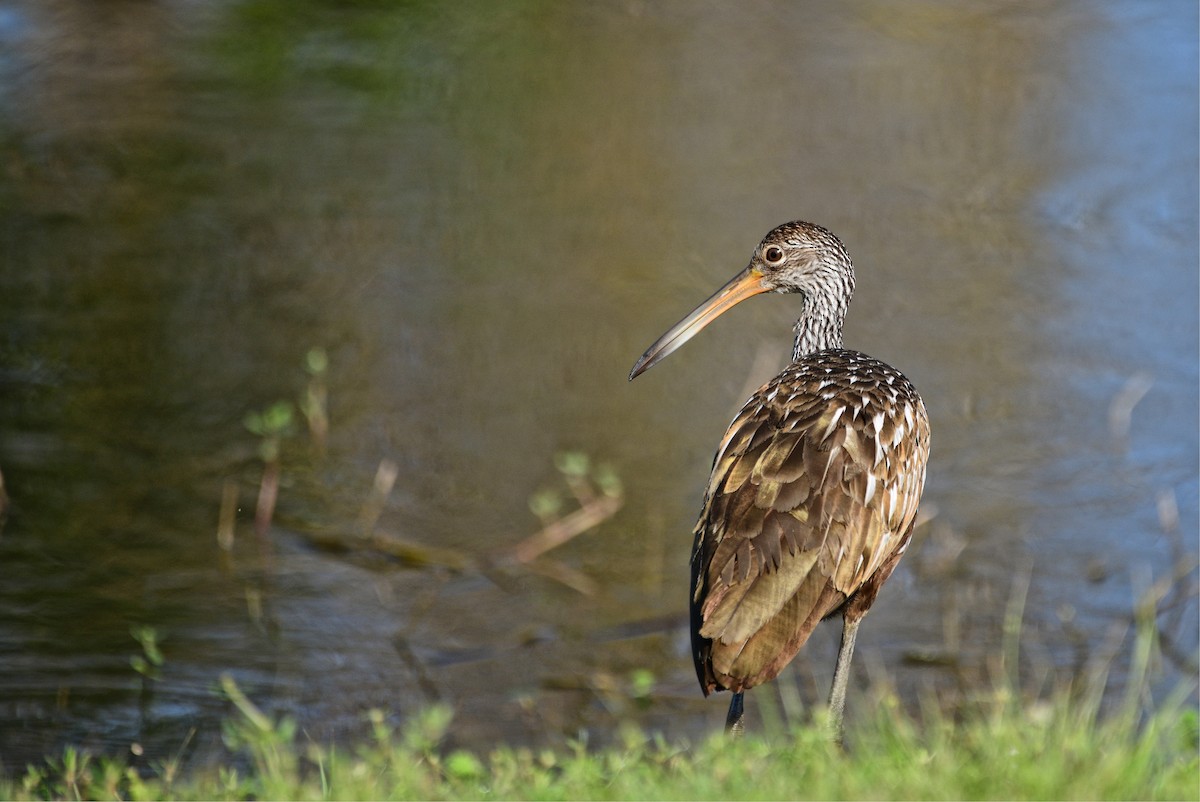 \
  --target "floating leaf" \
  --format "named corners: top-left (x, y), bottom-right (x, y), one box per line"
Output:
top-left (593, 462), bottom-right (623, 498)
top-left (554, 451), bottom-right (589, 479)
top-left (528, 488), bottom-right (563, 520)
top-left (629, 668), bottom-right (655, 699)
top-left (305, 346), bottom-right (329, 376)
